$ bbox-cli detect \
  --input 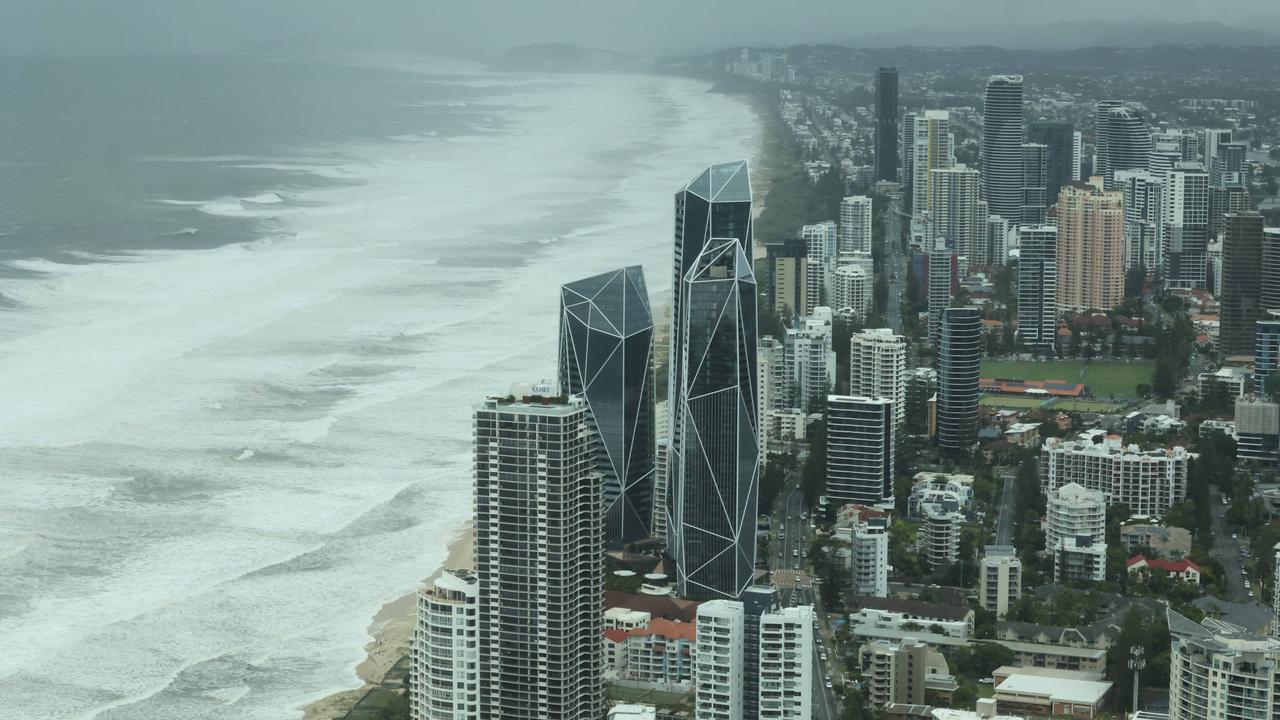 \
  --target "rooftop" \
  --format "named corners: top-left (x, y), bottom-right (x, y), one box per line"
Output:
top-left (856, 597), bottom-right (972, 622)
top-left (993, 668), bottom-right (1111, 705)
